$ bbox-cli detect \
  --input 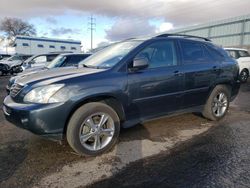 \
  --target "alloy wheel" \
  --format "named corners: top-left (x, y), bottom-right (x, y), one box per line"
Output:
top-left (79, 112), bottom-right (115, 151)
top-left (212, 92), bottom-right (228, 117)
